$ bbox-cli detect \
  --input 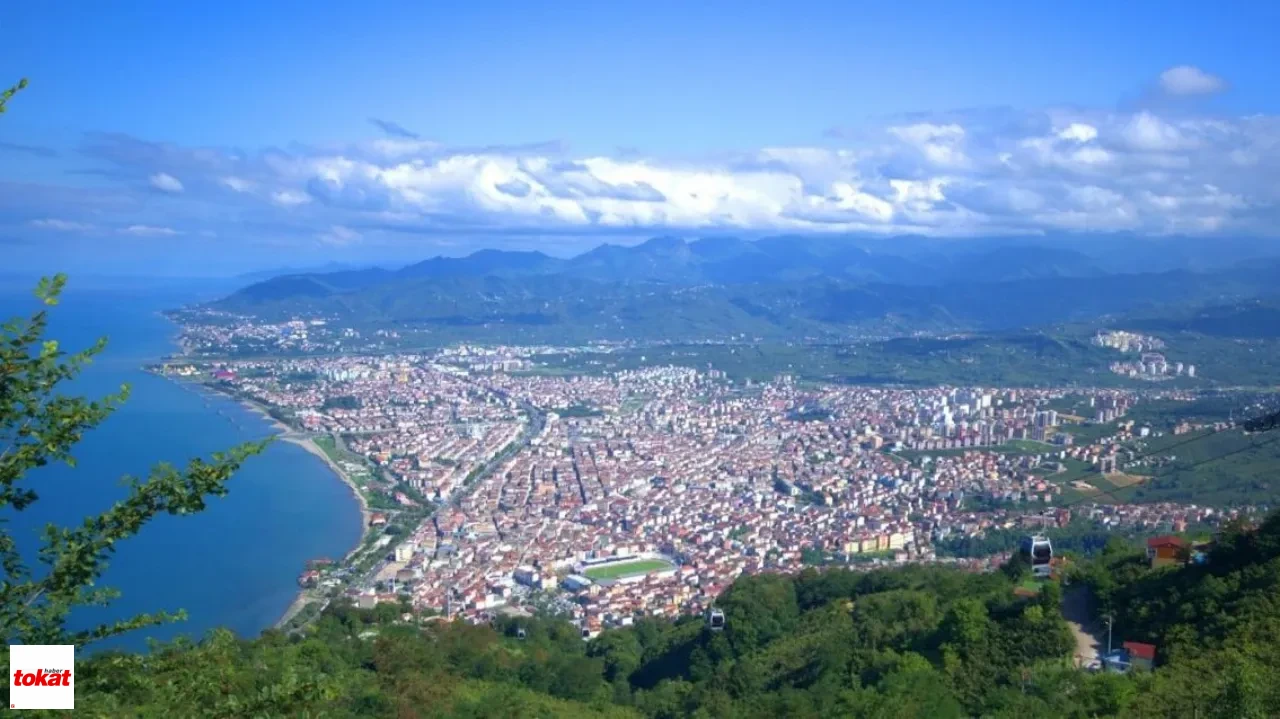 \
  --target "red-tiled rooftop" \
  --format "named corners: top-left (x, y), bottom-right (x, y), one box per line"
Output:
top-left (1123, 641), bottom-right (1157, 660)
